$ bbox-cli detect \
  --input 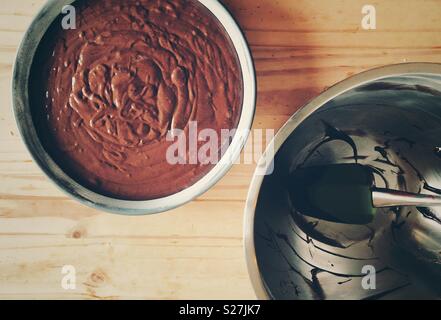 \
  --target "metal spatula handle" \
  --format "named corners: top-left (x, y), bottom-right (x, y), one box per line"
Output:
top-left (372, 188), bottom-right (441, 207)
